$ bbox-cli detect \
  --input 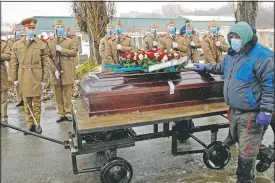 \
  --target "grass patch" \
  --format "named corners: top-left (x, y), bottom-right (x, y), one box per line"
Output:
top-left (76, 60), bottom-right (99, 80)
